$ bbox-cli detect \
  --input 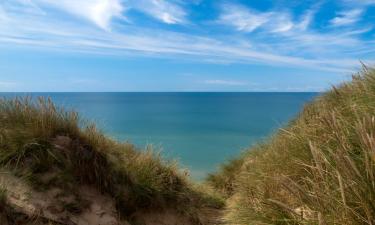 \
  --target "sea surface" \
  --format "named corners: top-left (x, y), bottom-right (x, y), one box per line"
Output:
top-left (1, 92), bottom-right (317, 180)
